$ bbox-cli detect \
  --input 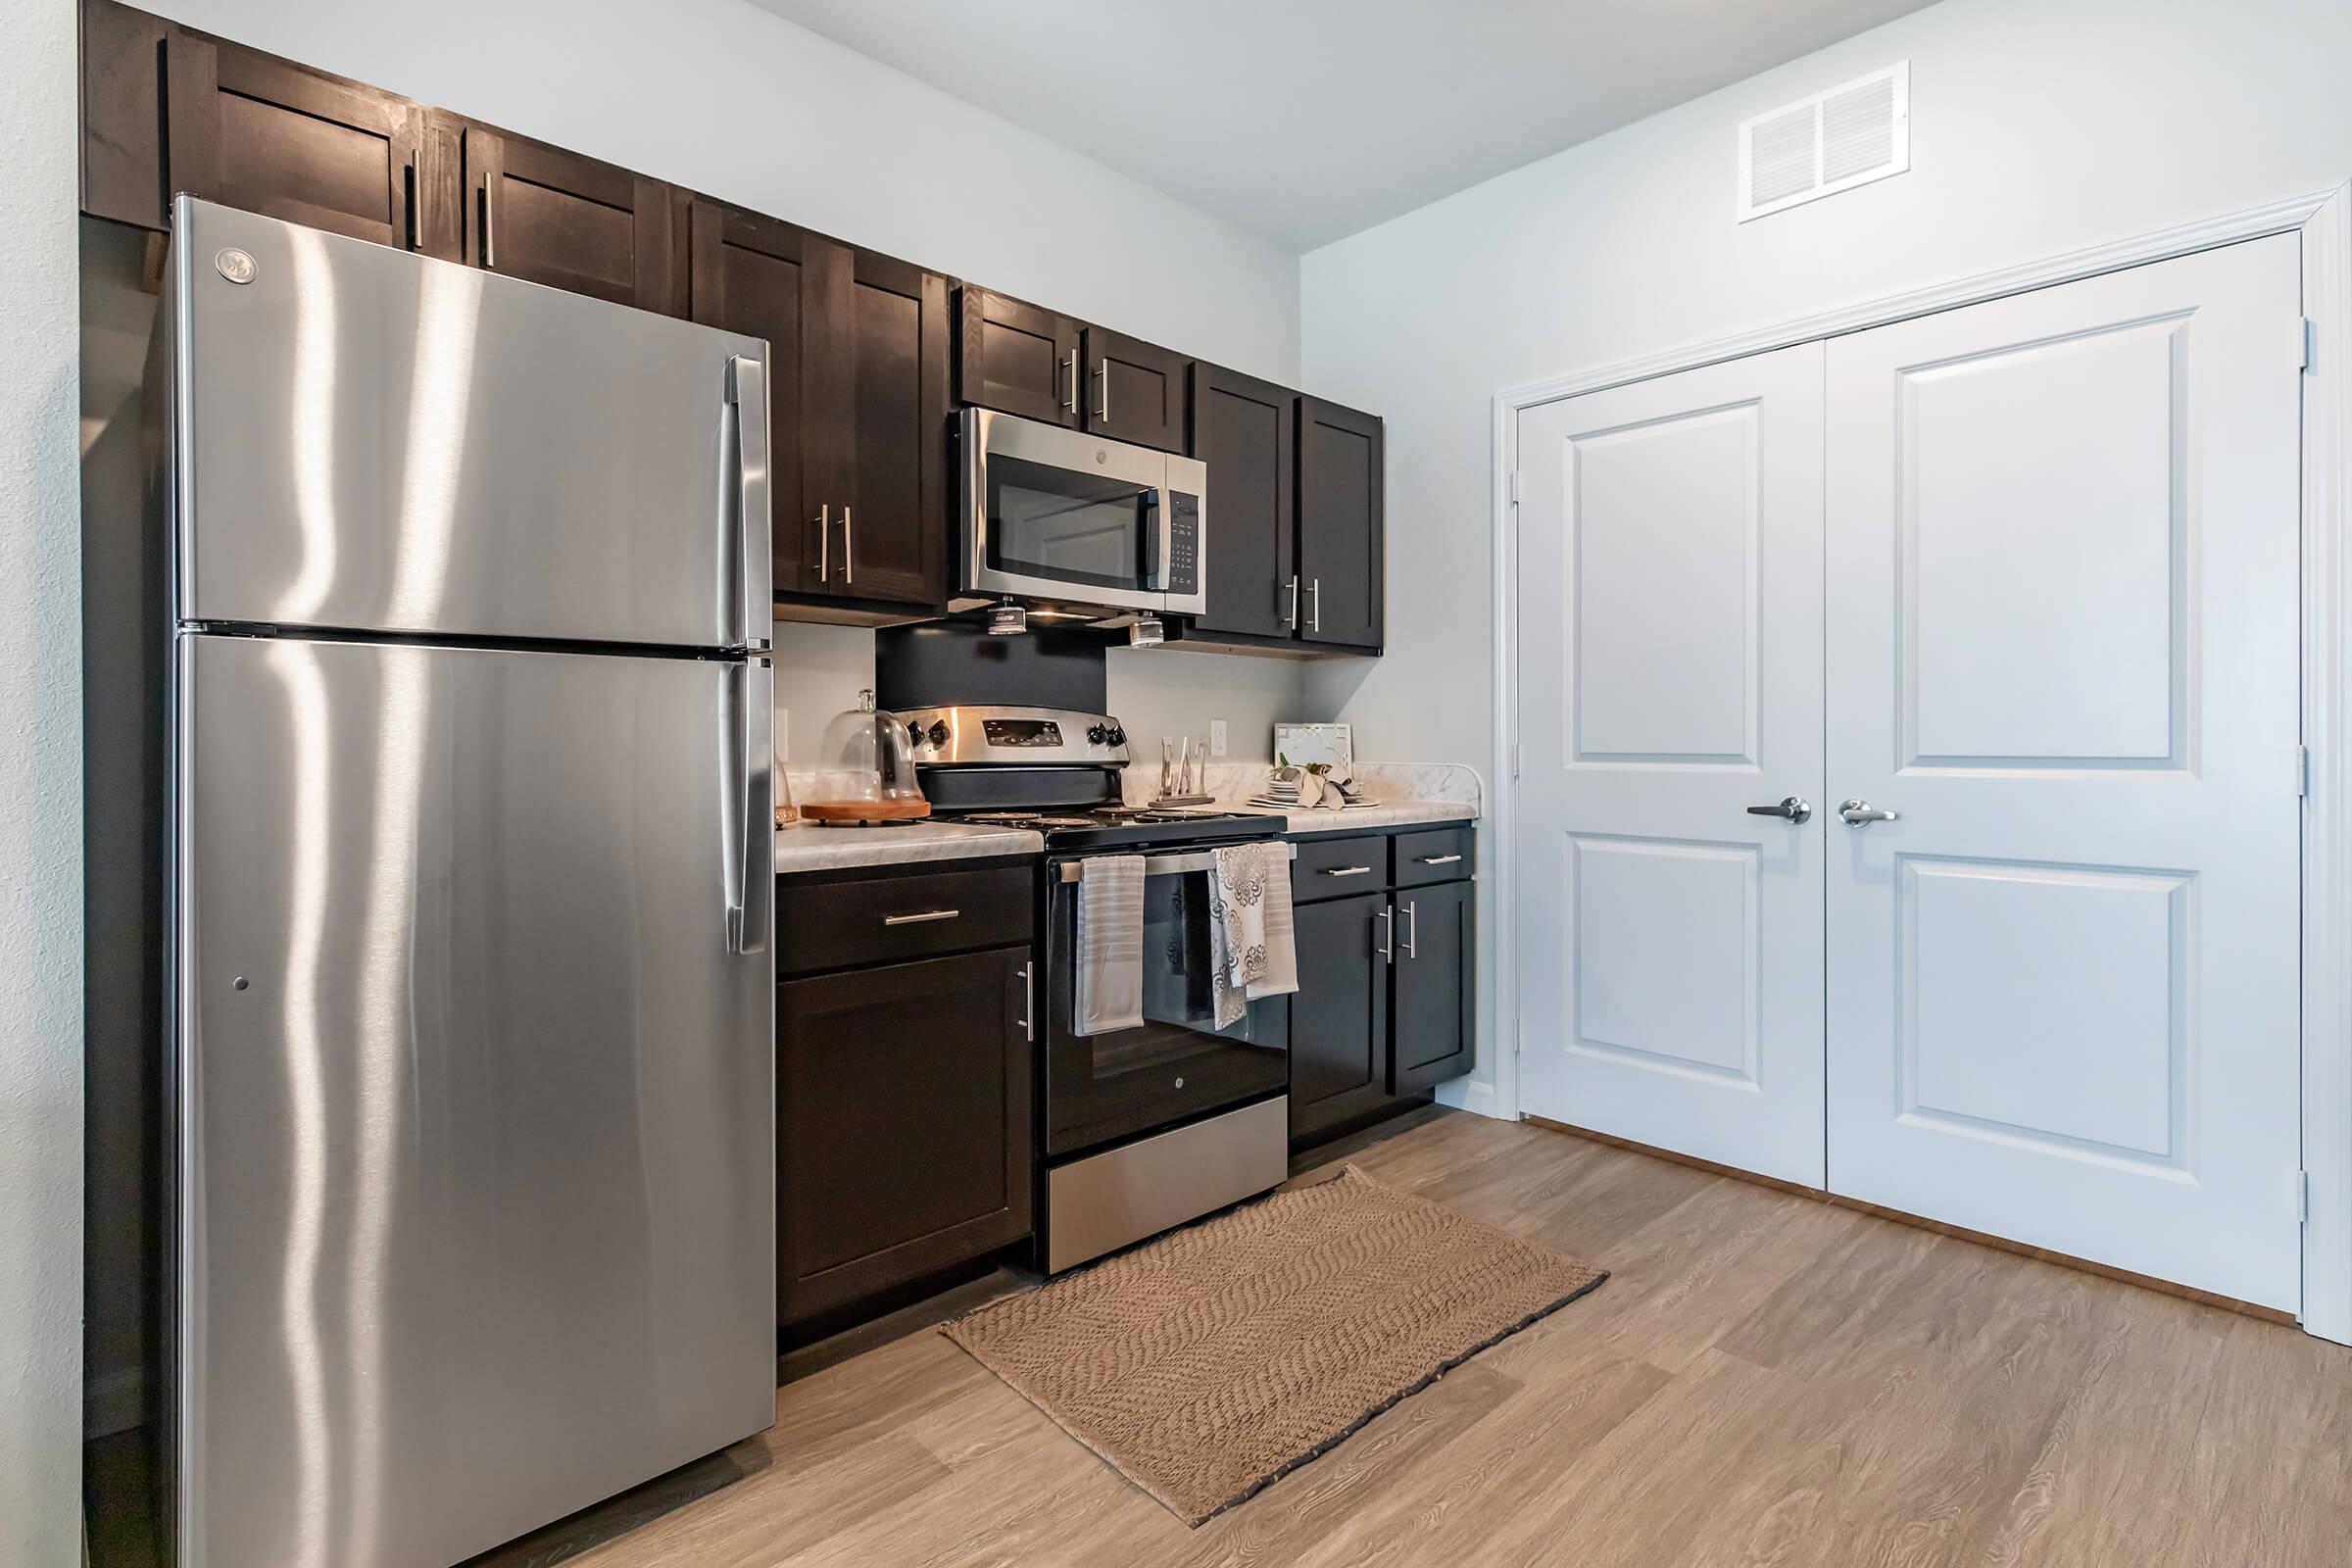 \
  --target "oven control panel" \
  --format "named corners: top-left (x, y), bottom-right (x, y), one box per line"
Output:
top-left (895, 705), bottom-right (1132, 765)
